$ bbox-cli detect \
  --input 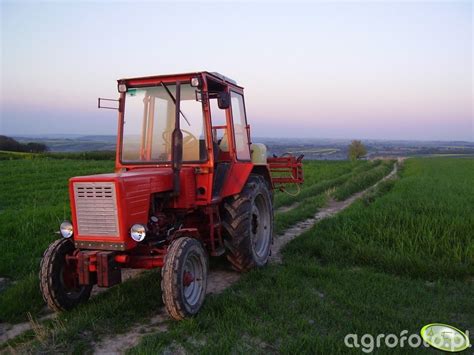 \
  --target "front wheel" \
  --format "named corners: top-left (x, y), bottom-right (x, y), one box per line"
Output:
top-left (39, 239), bottom-right (92, 312)
top-left (161, 237), bottom-right (208, 320)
